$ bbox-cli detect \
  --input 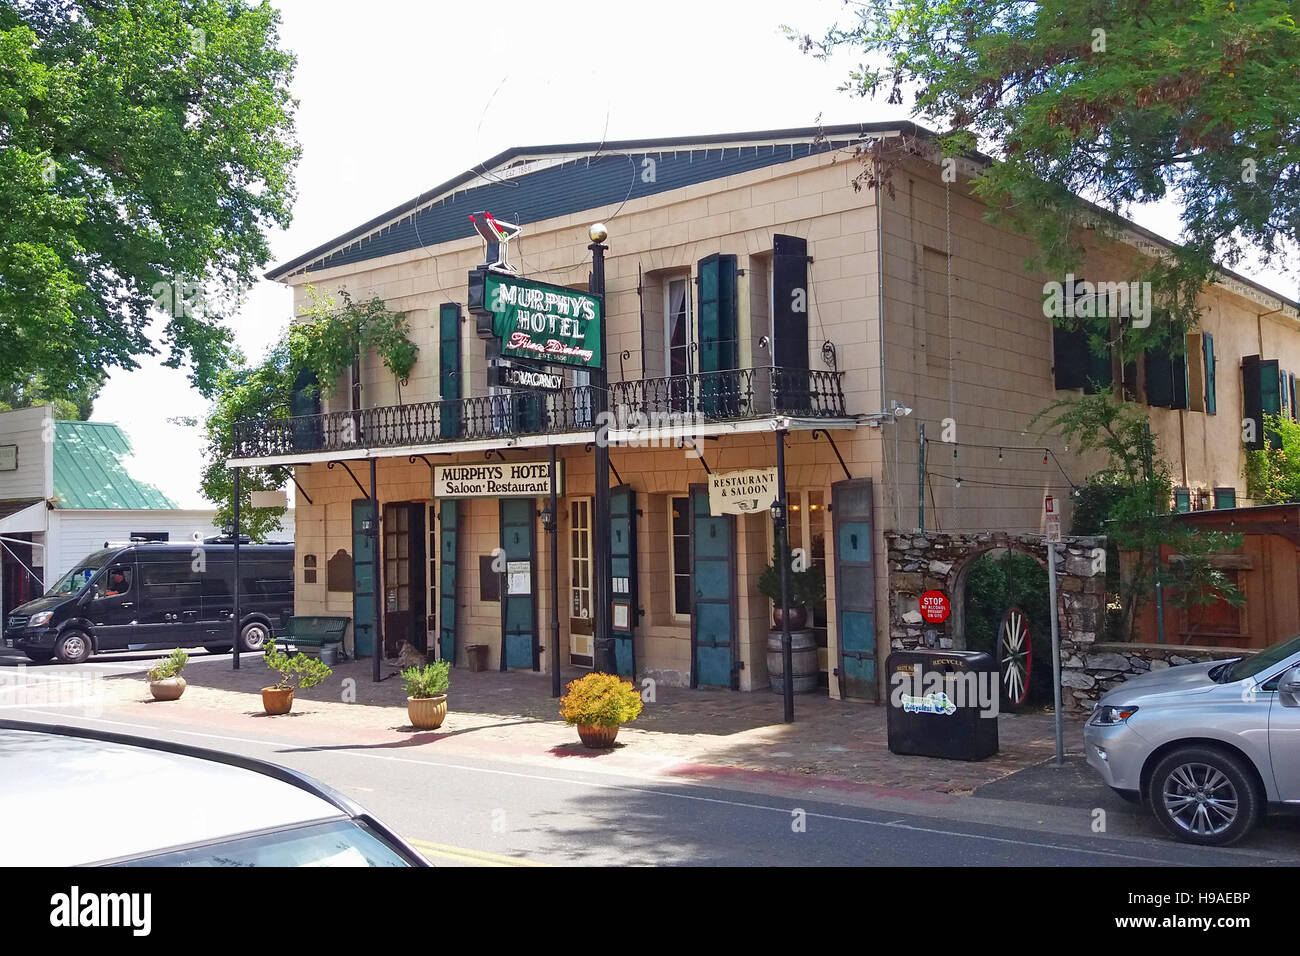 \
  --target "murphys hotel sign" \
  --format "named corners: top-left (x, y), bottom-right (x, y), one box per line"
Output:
top-left (483, 273), bottom-right (603, 370)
